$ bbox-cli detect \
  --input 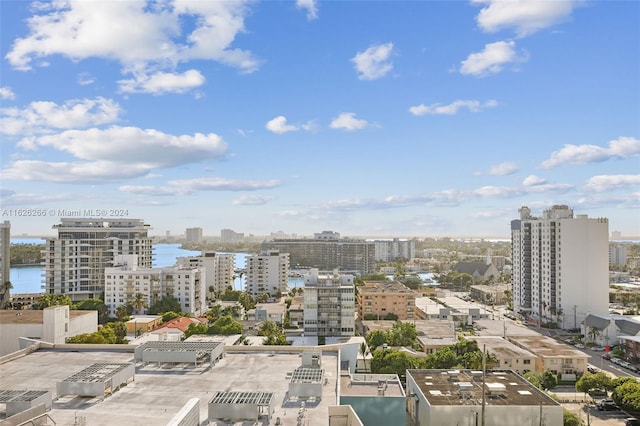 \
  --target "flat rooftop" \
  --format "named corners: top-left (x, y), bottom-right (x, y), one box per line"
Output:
top-left (507, 335), bottom-right (589, 358)
top-left (466, 336), bottom-right (536, 358)
top-left (0, 348), bottom-right (339, 425)
top-left (362, 319), bottom-right (455, 338)
top-left (0, 310), bottom-right (93, 324)
top-left (408, 369), bottom-right (559, 407)
top-left (340, 374), bottom-right (405, 398)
